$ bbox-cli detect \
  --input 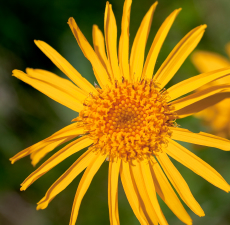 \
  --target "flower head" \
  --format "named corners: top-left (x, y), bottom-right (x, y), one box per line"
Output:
top-left (192, 43), bottom-right (230, 137)
top-left (10, 1), bottom-right (230, 225)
